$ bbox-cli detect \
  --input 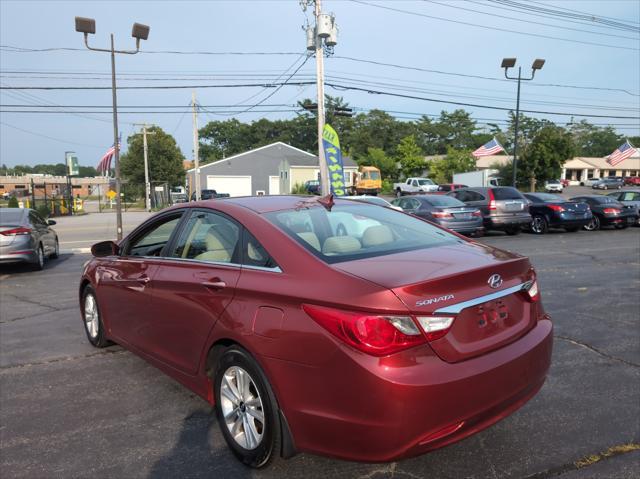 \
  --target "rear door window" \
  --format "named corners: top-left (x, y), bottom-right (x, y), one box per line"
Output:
top-left (171, 210), bottom-right (240, 264)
